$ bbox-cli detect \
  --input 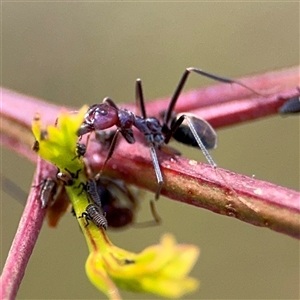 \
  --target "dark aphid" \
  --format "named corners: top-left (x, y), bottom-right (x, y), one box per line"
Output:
top-left (39, 179), bottom-right (57, 208)
top-left (86, 179), bottom-right (101, 206)
top-left (74, 179), bottom-right (103, 205)
top-left (2, 174), bottom-right (66, 217)
top-left (79, 203), bottom-right (108, 230)
top-left (32, 178), bottom-right (59, 208)
top-left (279, 88), bottom-right (300, 114)
top-left (72, 142), bottom-right (86, 160)
top-left (32, 140), bottom-right (40, 152)
top-left (80, 176), bottom-right (157, 229)
top-left (77, 67), bottom-right (259, 200)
